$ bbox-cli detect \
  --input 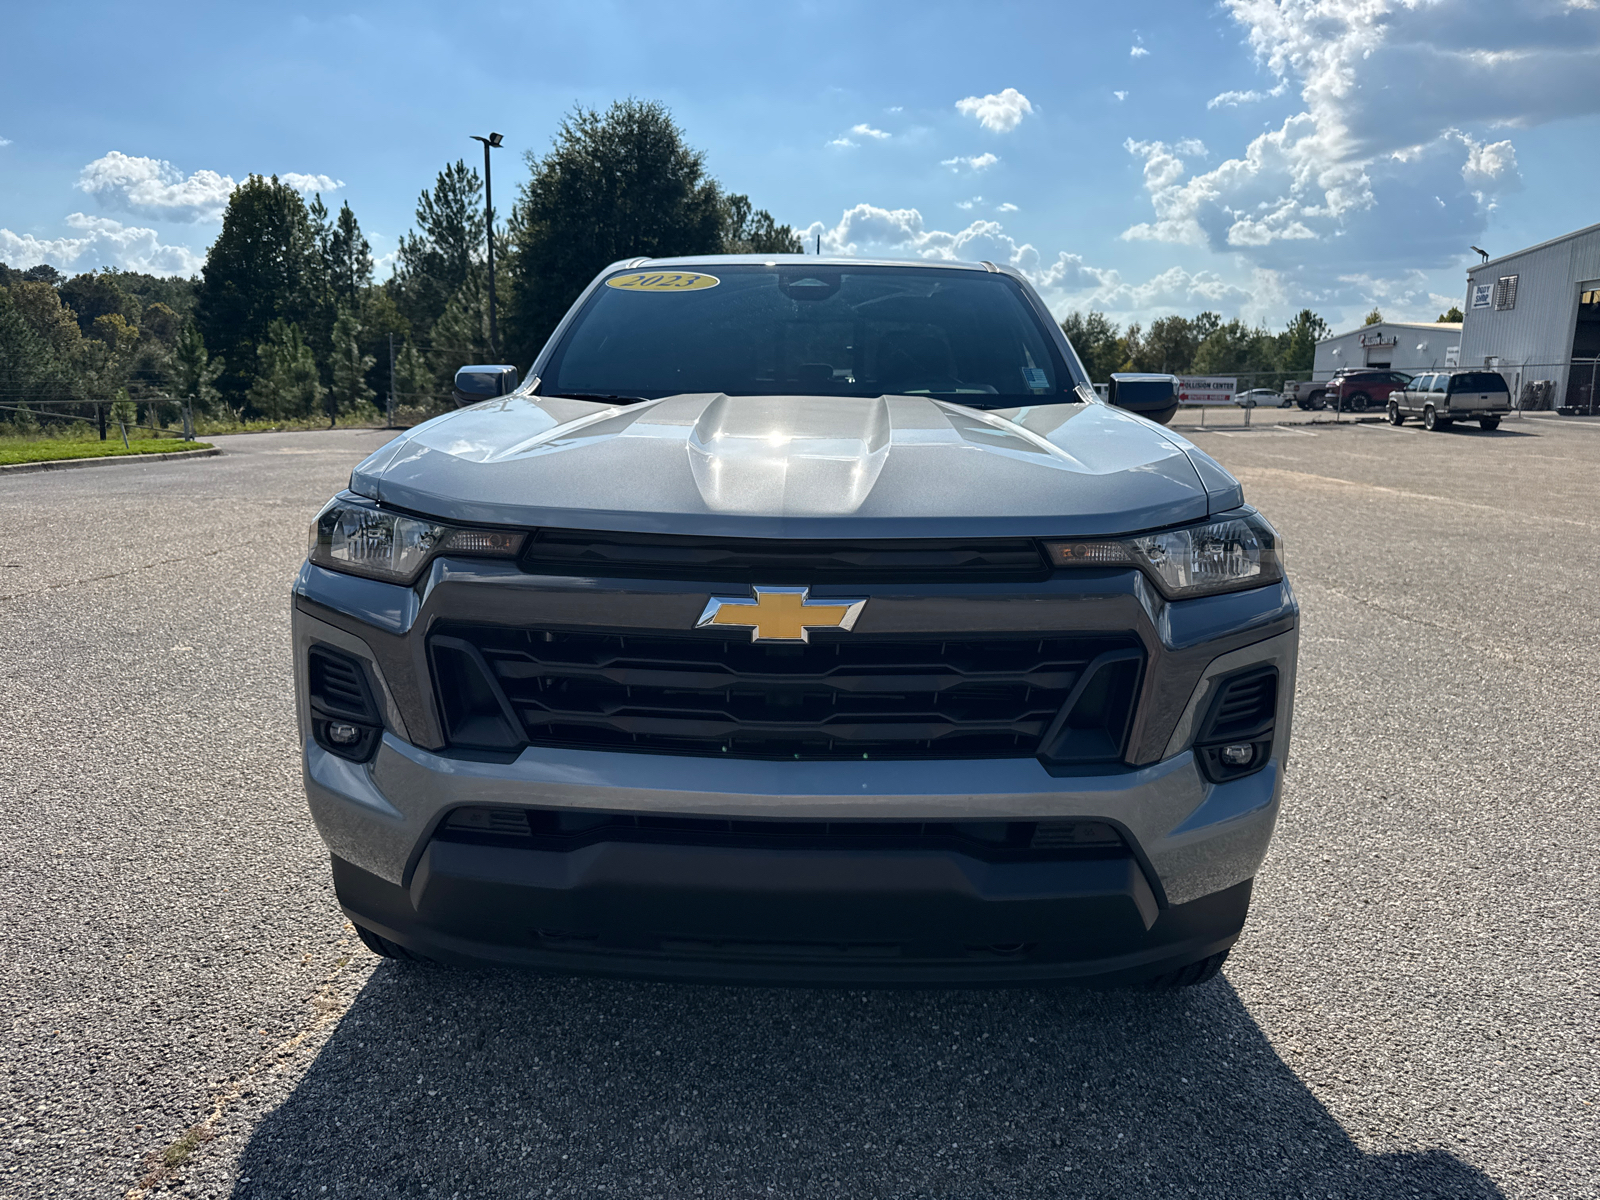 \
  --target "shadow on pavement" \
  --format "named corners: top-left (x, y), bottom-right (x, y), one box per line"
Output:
top-left (232, 966), bottom-right (1500, 1199)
